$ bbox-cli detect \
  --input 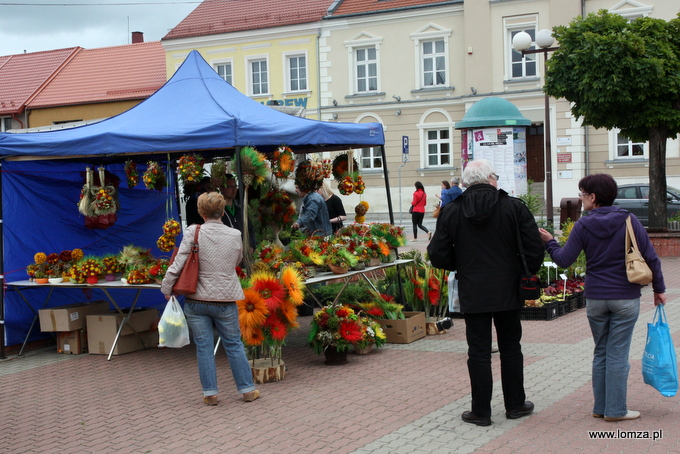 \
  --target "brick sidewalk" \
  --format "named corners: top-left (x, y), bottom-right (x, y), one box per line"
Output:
top-left (2, 257), bottom-right (679, 454)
